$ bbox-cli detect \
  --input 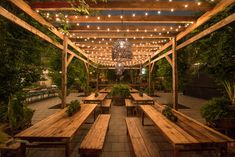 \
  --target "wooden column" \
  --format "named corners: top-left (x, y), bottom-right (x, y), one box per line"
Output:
top-left (172, 37), bottom-right (178, 110)
top-left (96, 68), bottom-right (99, 91)
top-left (61, 35), bottom-right (68, 108)
top-left (87, 63), bottom-right (90, 91)
top-left (148, 56), bottom-right (151, 95)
